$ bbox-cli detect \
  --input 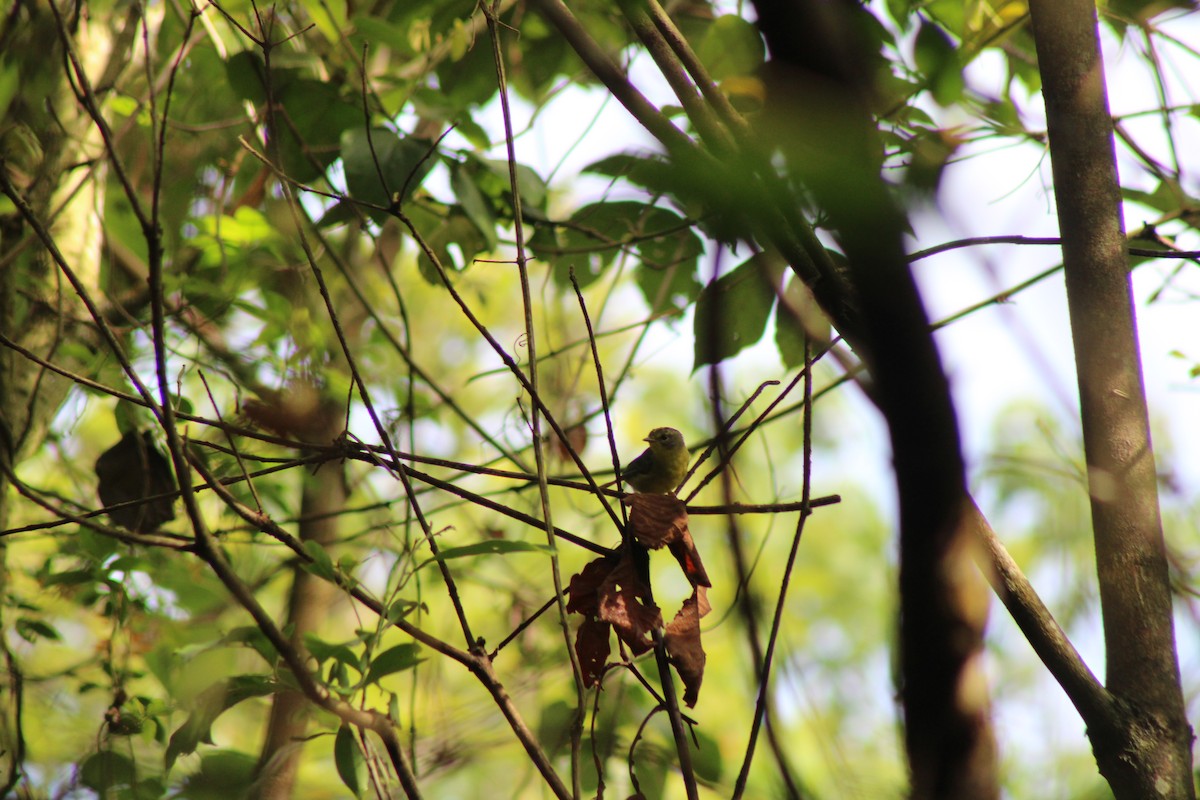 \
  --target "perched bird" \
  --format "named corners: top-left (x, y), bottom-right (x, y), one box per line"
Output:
top-left (615, 427), bottom-right (689, 494)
